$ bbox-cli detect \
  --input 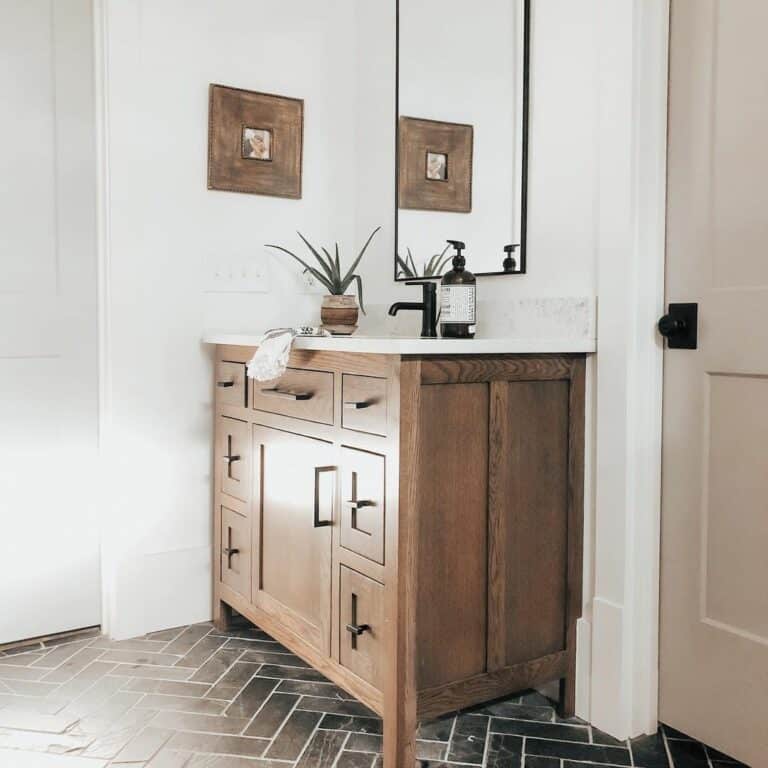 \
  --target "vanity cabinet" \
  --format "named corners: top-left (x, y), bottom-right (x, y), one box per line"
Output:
top-left (211, 344), bottom-right (585, 768)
